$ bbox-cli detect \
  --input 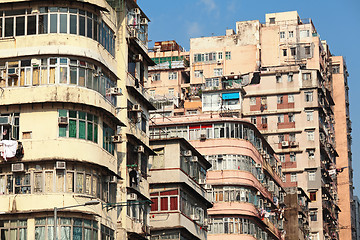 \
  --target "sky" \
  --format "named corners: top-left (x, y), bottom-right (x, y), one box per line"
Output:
top-left (139, 0), bottom-right (360, 197)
